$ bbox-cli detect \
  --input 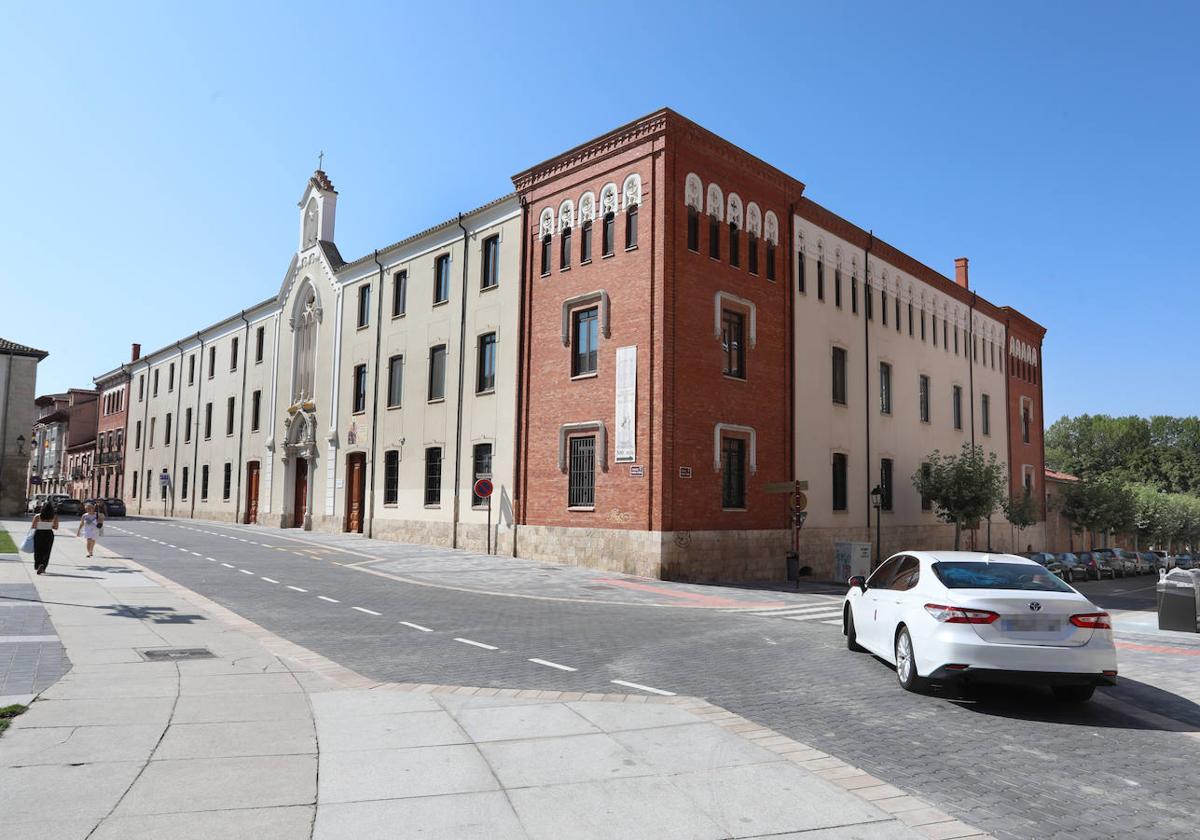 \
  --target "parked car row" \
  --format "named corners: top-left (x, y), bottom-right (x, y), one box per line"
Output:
top-left (24, 495), bottom-right (126, 517)
top-left (1021, 549), bottom-right (1174, 582)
